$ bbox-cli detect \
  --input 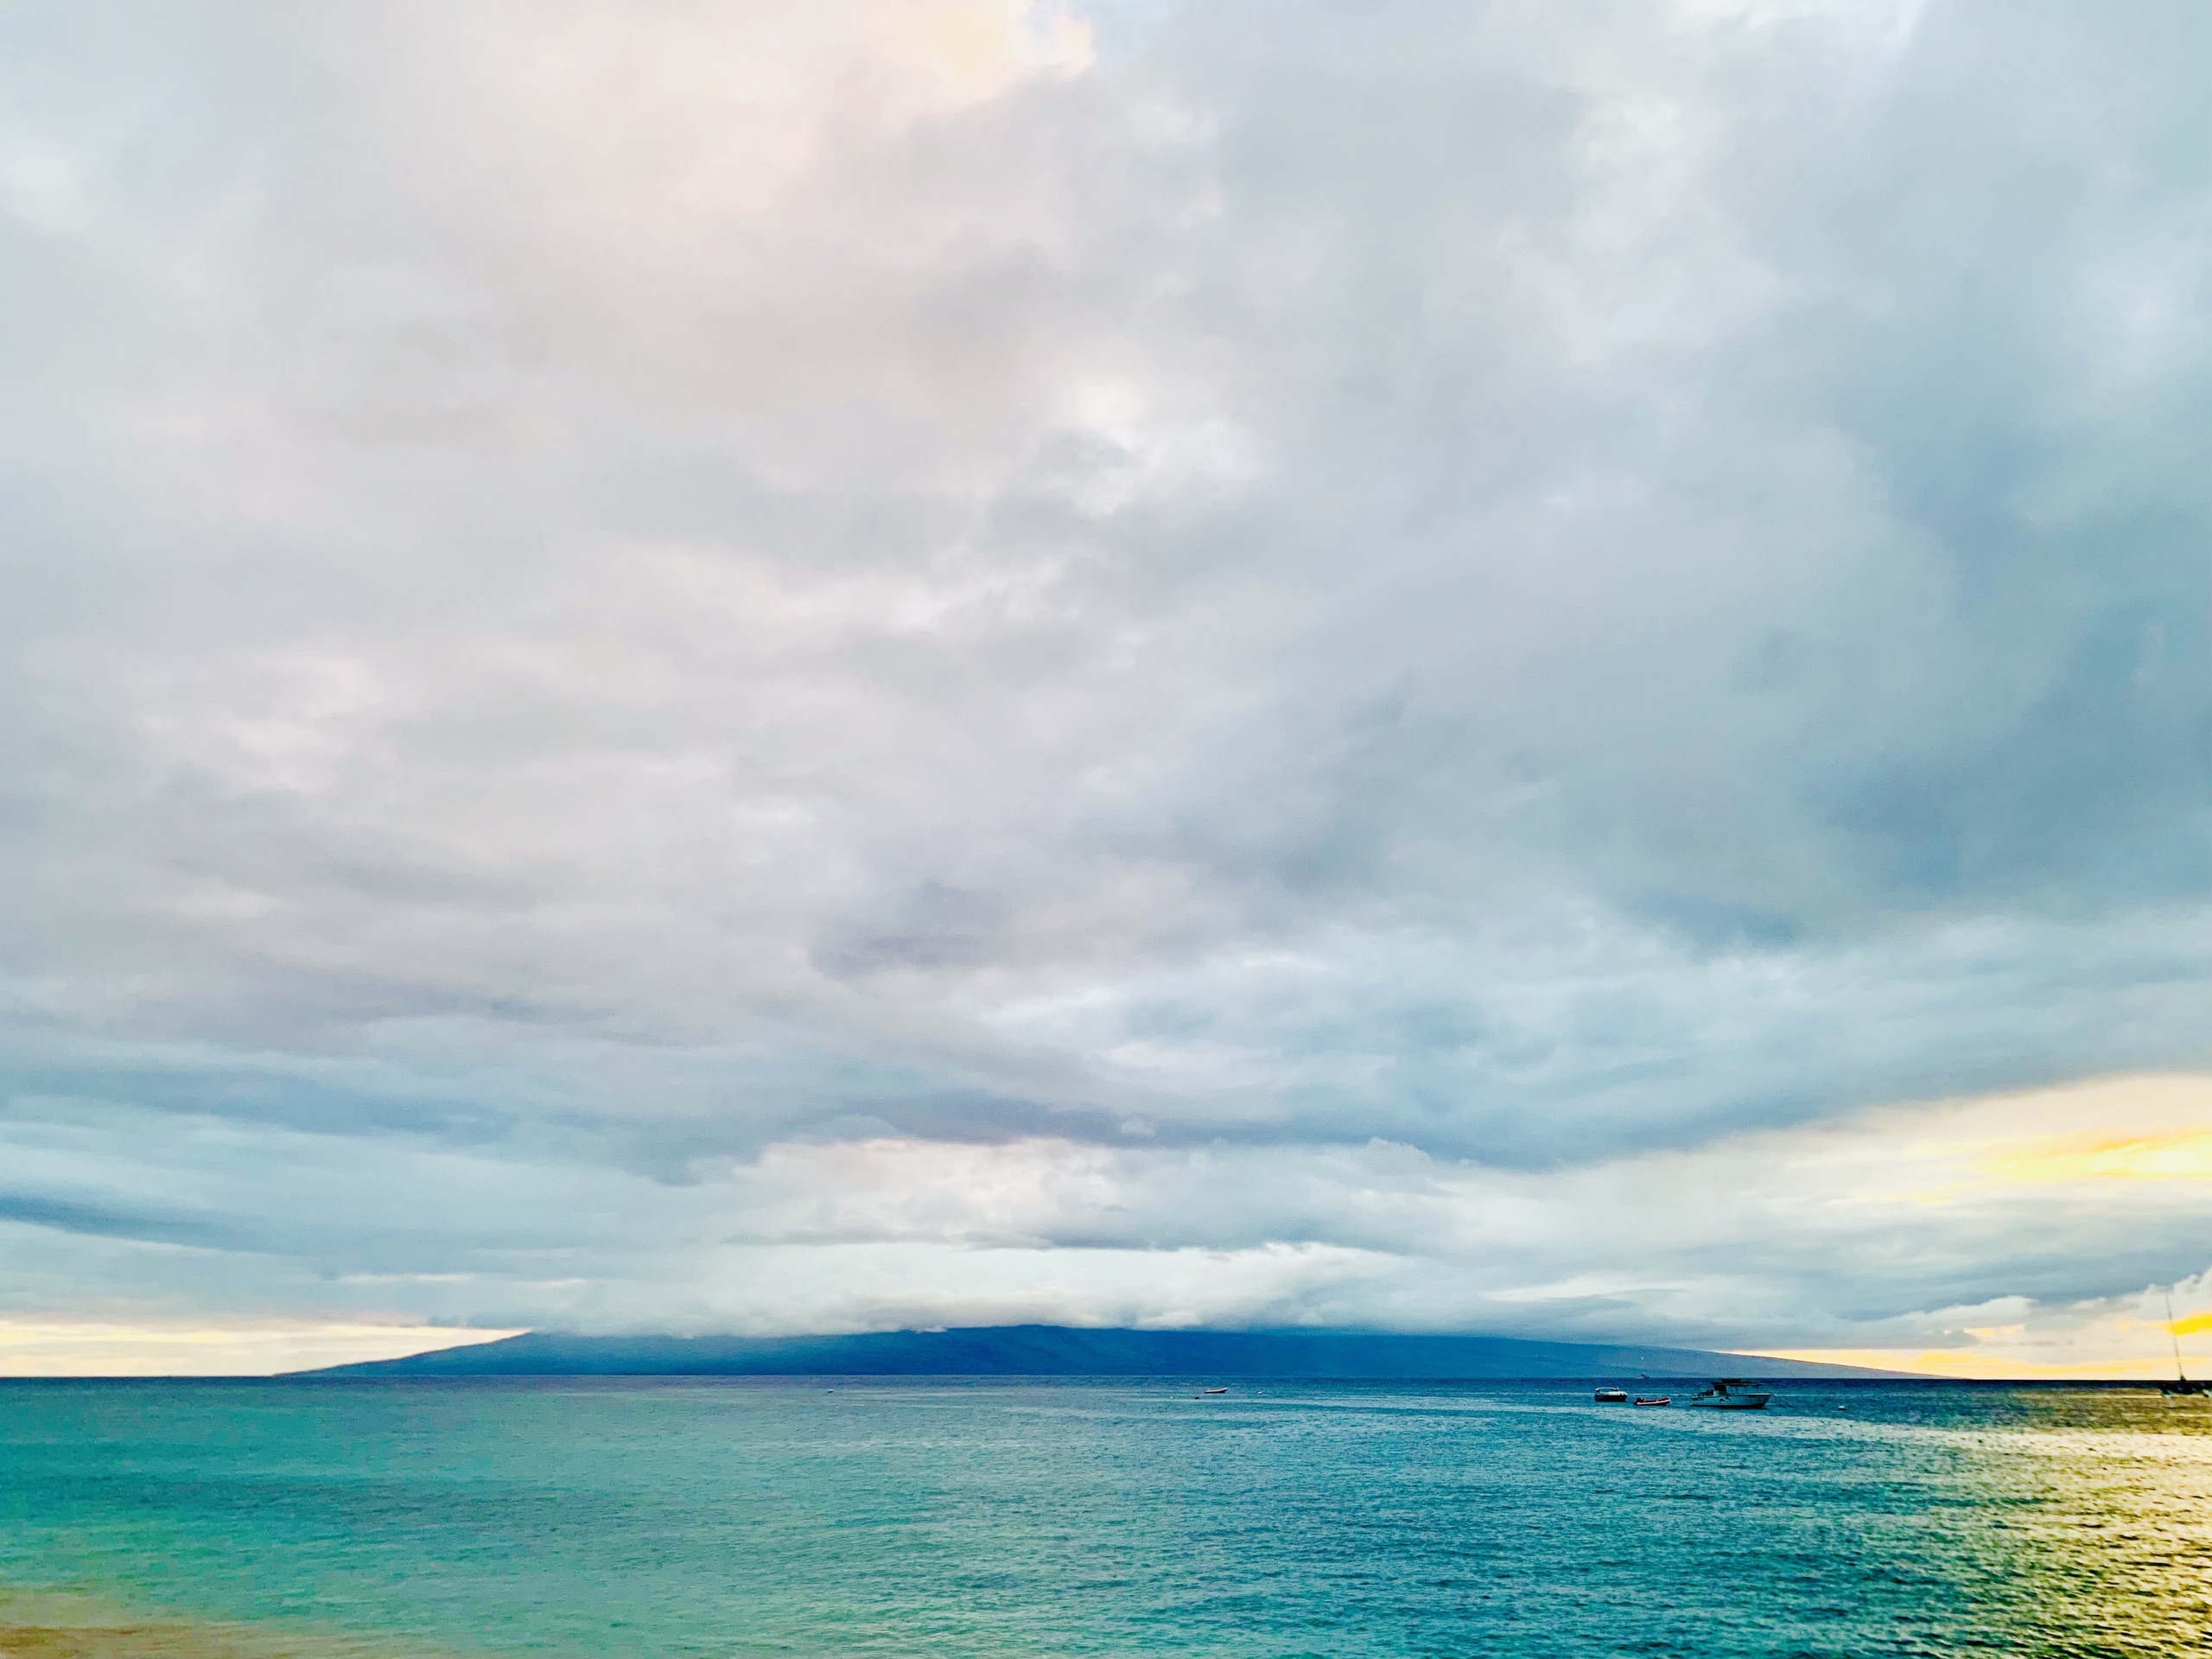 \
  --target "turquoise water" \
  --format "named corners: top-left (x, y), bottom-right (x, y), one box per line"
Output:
top-left (1, 1378), bottom-right (2208, 1658)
